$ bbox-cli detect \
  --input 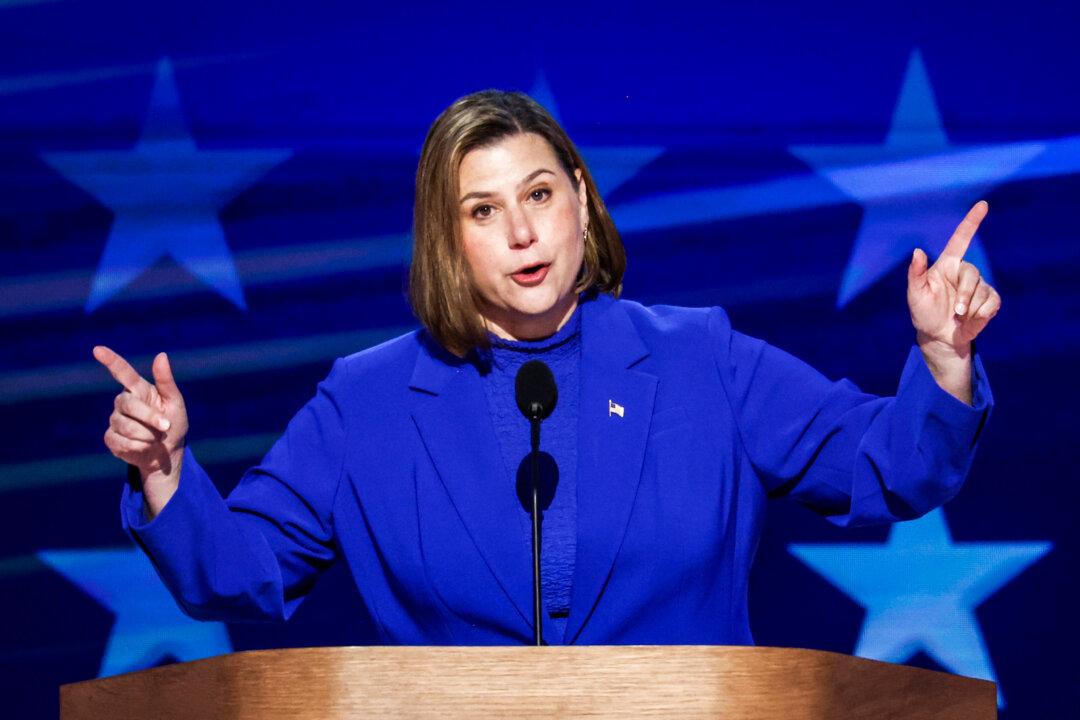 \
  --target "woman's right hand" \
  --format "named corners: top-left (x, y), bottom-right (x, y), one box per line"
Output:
top-left (94, 346), bottom-right (189, 518)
